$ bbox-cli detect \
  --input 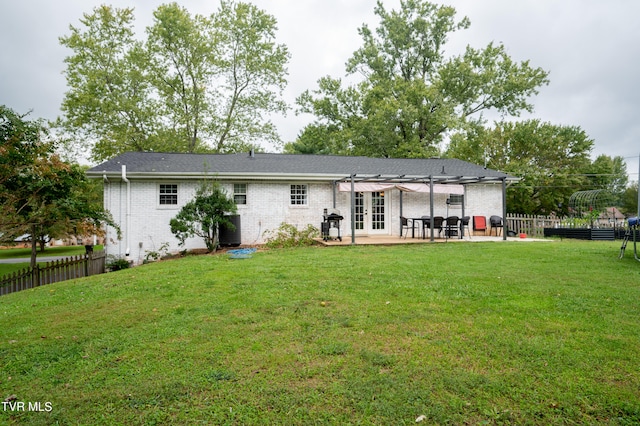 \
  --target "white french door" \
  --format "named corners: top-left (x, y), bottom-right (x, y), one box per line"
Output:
top-left (354, 191), bottom-right (388, 235)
